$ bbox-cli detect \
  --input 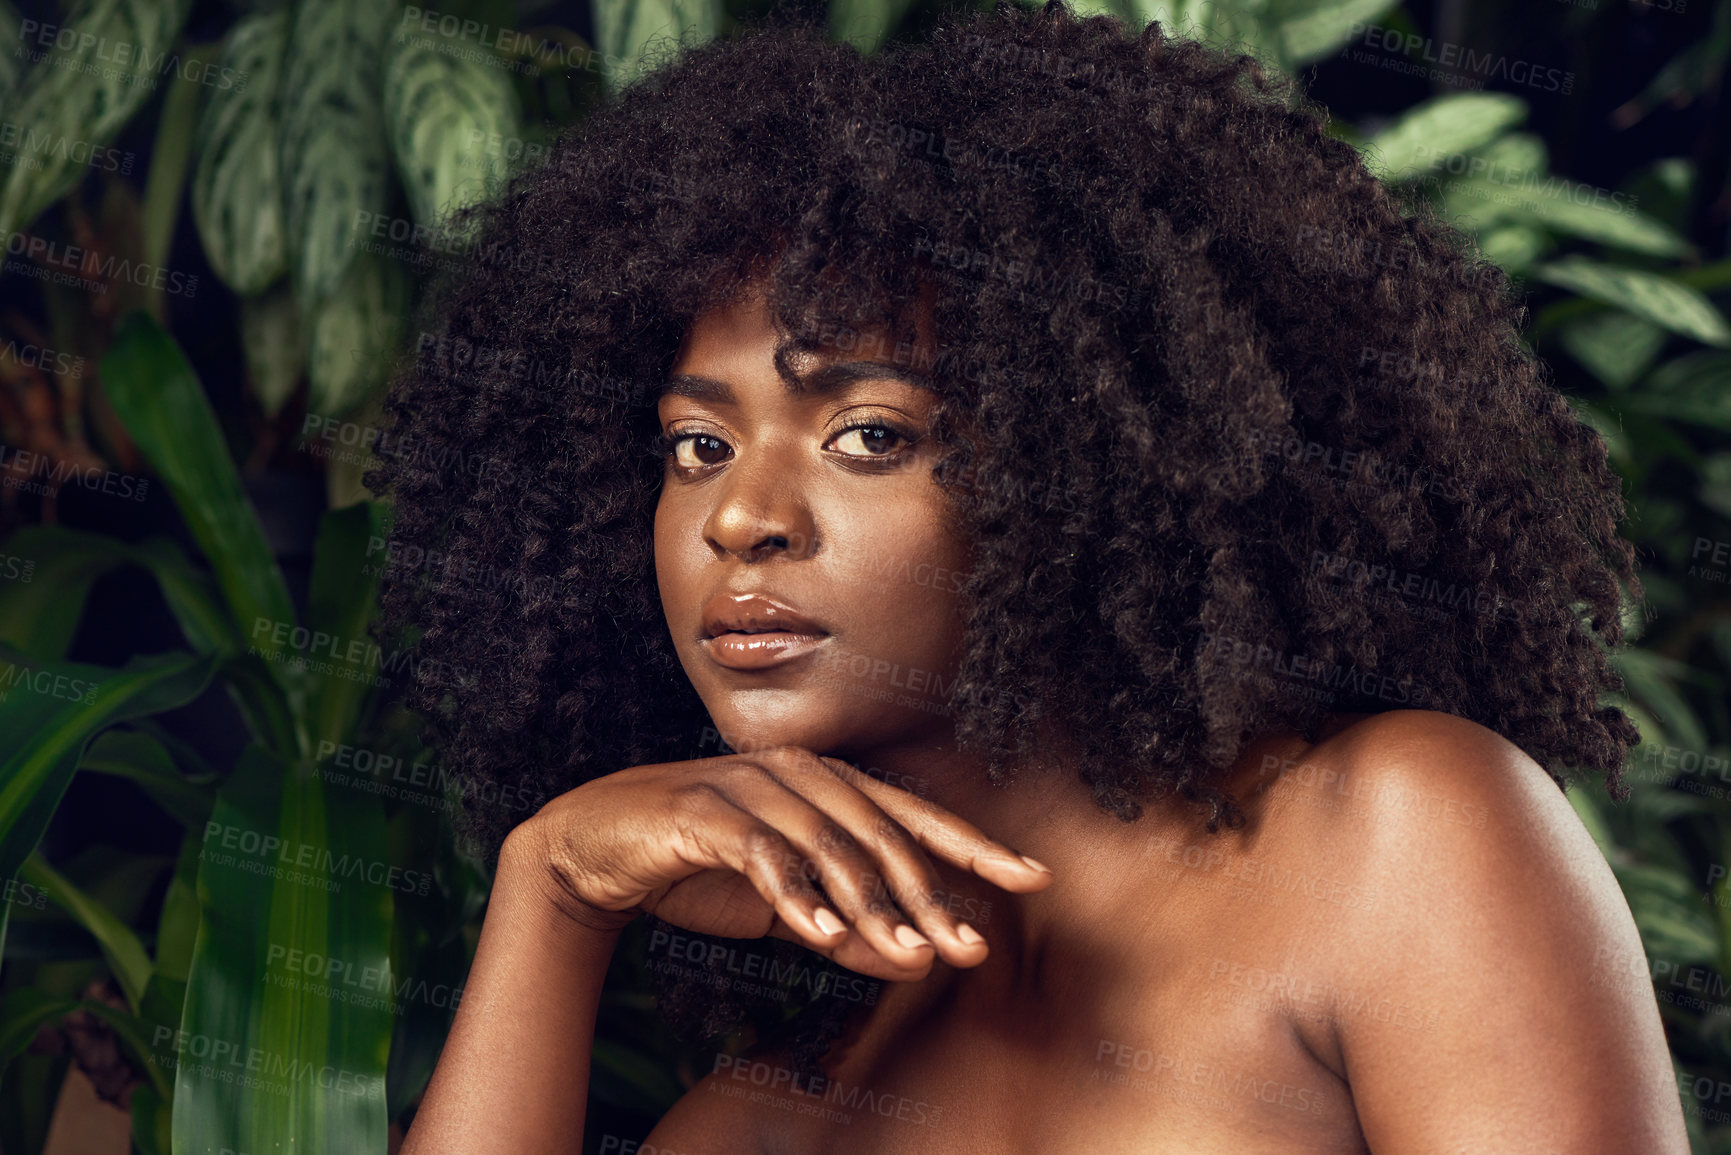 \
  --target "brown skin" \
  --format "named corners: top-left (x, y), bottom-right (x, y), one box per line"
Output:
top-left (400, 285), bottom-right (1687, 1155)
